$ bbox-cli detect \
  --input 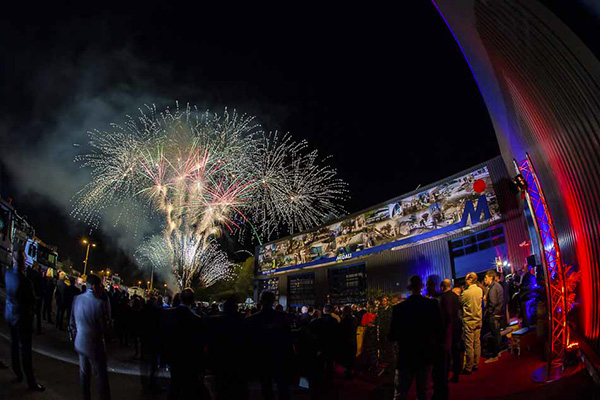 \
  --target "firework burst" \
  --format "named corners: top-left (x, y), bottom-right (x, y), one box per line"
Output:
top-left (135, 235), bottom-right (233, 289)
top-left (73, 103), bottom-right (347, 289)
